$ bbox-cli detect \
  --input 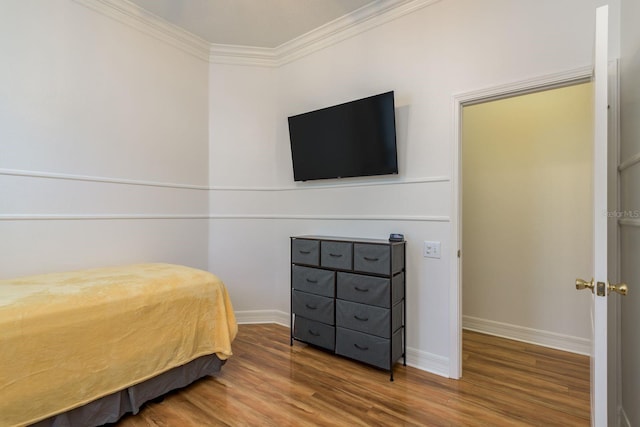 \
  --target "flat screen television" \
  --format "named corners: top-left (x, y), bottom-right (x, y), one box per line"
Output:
top-left (287, 91), bottom-right (398, 182)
